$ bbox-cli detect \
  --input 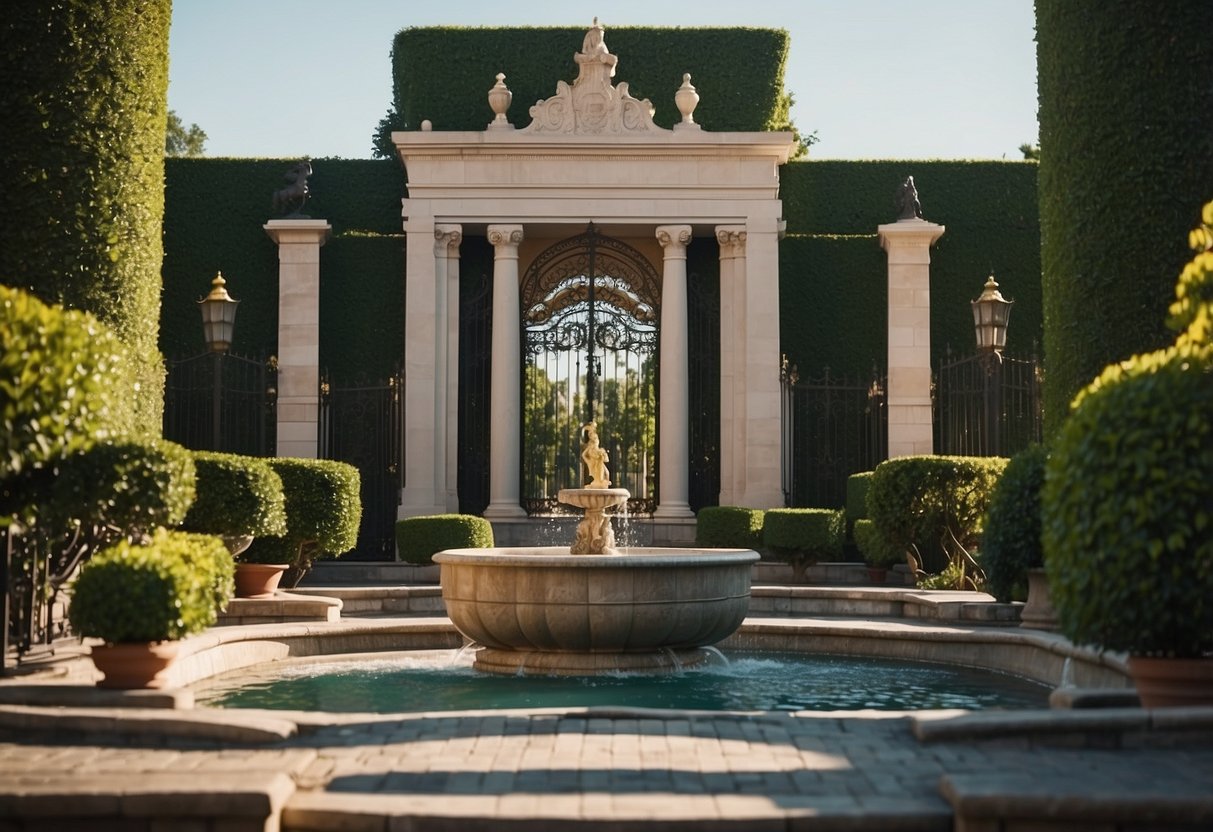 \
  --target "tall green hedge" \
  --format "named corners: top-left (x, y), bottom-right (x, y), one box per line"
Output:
top-left (378, 26), bottom-right (794, 154)
top-left (0, 0), bottom-right (172, 434)
top-left (1036, 0), bottom-right (1213, 431)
